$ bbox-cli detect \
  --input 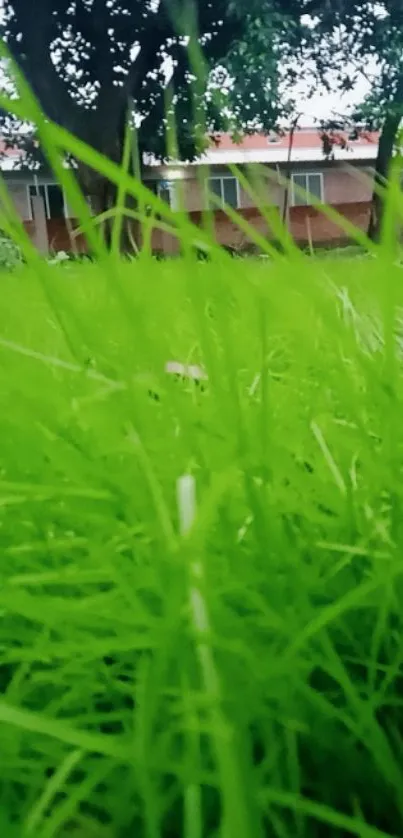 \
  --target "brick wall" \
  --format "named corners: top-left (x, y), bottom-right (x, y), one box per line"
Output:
top-left (180, 202), bottom-right (372, 250)
top-left (22, 218), bottom-right (88, 253)
top-left (46, 219), bottom-right (87, 252)
top-left (22, 201), bottom-right (372, 255)
top-left (289, 202), bottom-right (372, 246)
